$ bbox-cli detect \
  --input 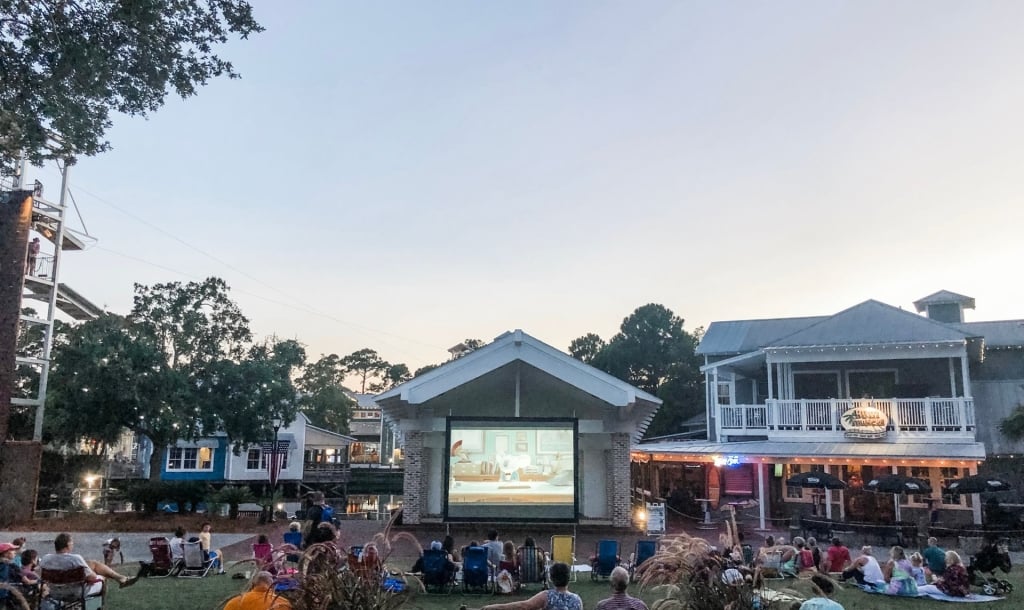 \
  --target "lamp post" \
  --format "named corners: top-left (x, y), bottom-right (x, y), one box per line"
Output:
top-left (269, 416), bottom-right (283, 522)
